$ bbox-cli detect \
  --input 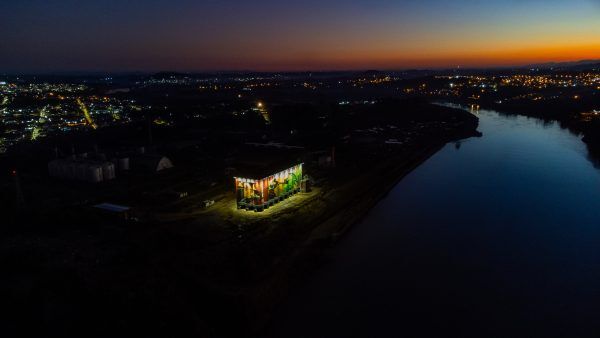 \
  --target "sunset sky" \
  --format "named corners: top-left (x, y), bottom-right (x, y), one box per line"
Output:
top-left (1, 0), bottom-right (599, 72)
